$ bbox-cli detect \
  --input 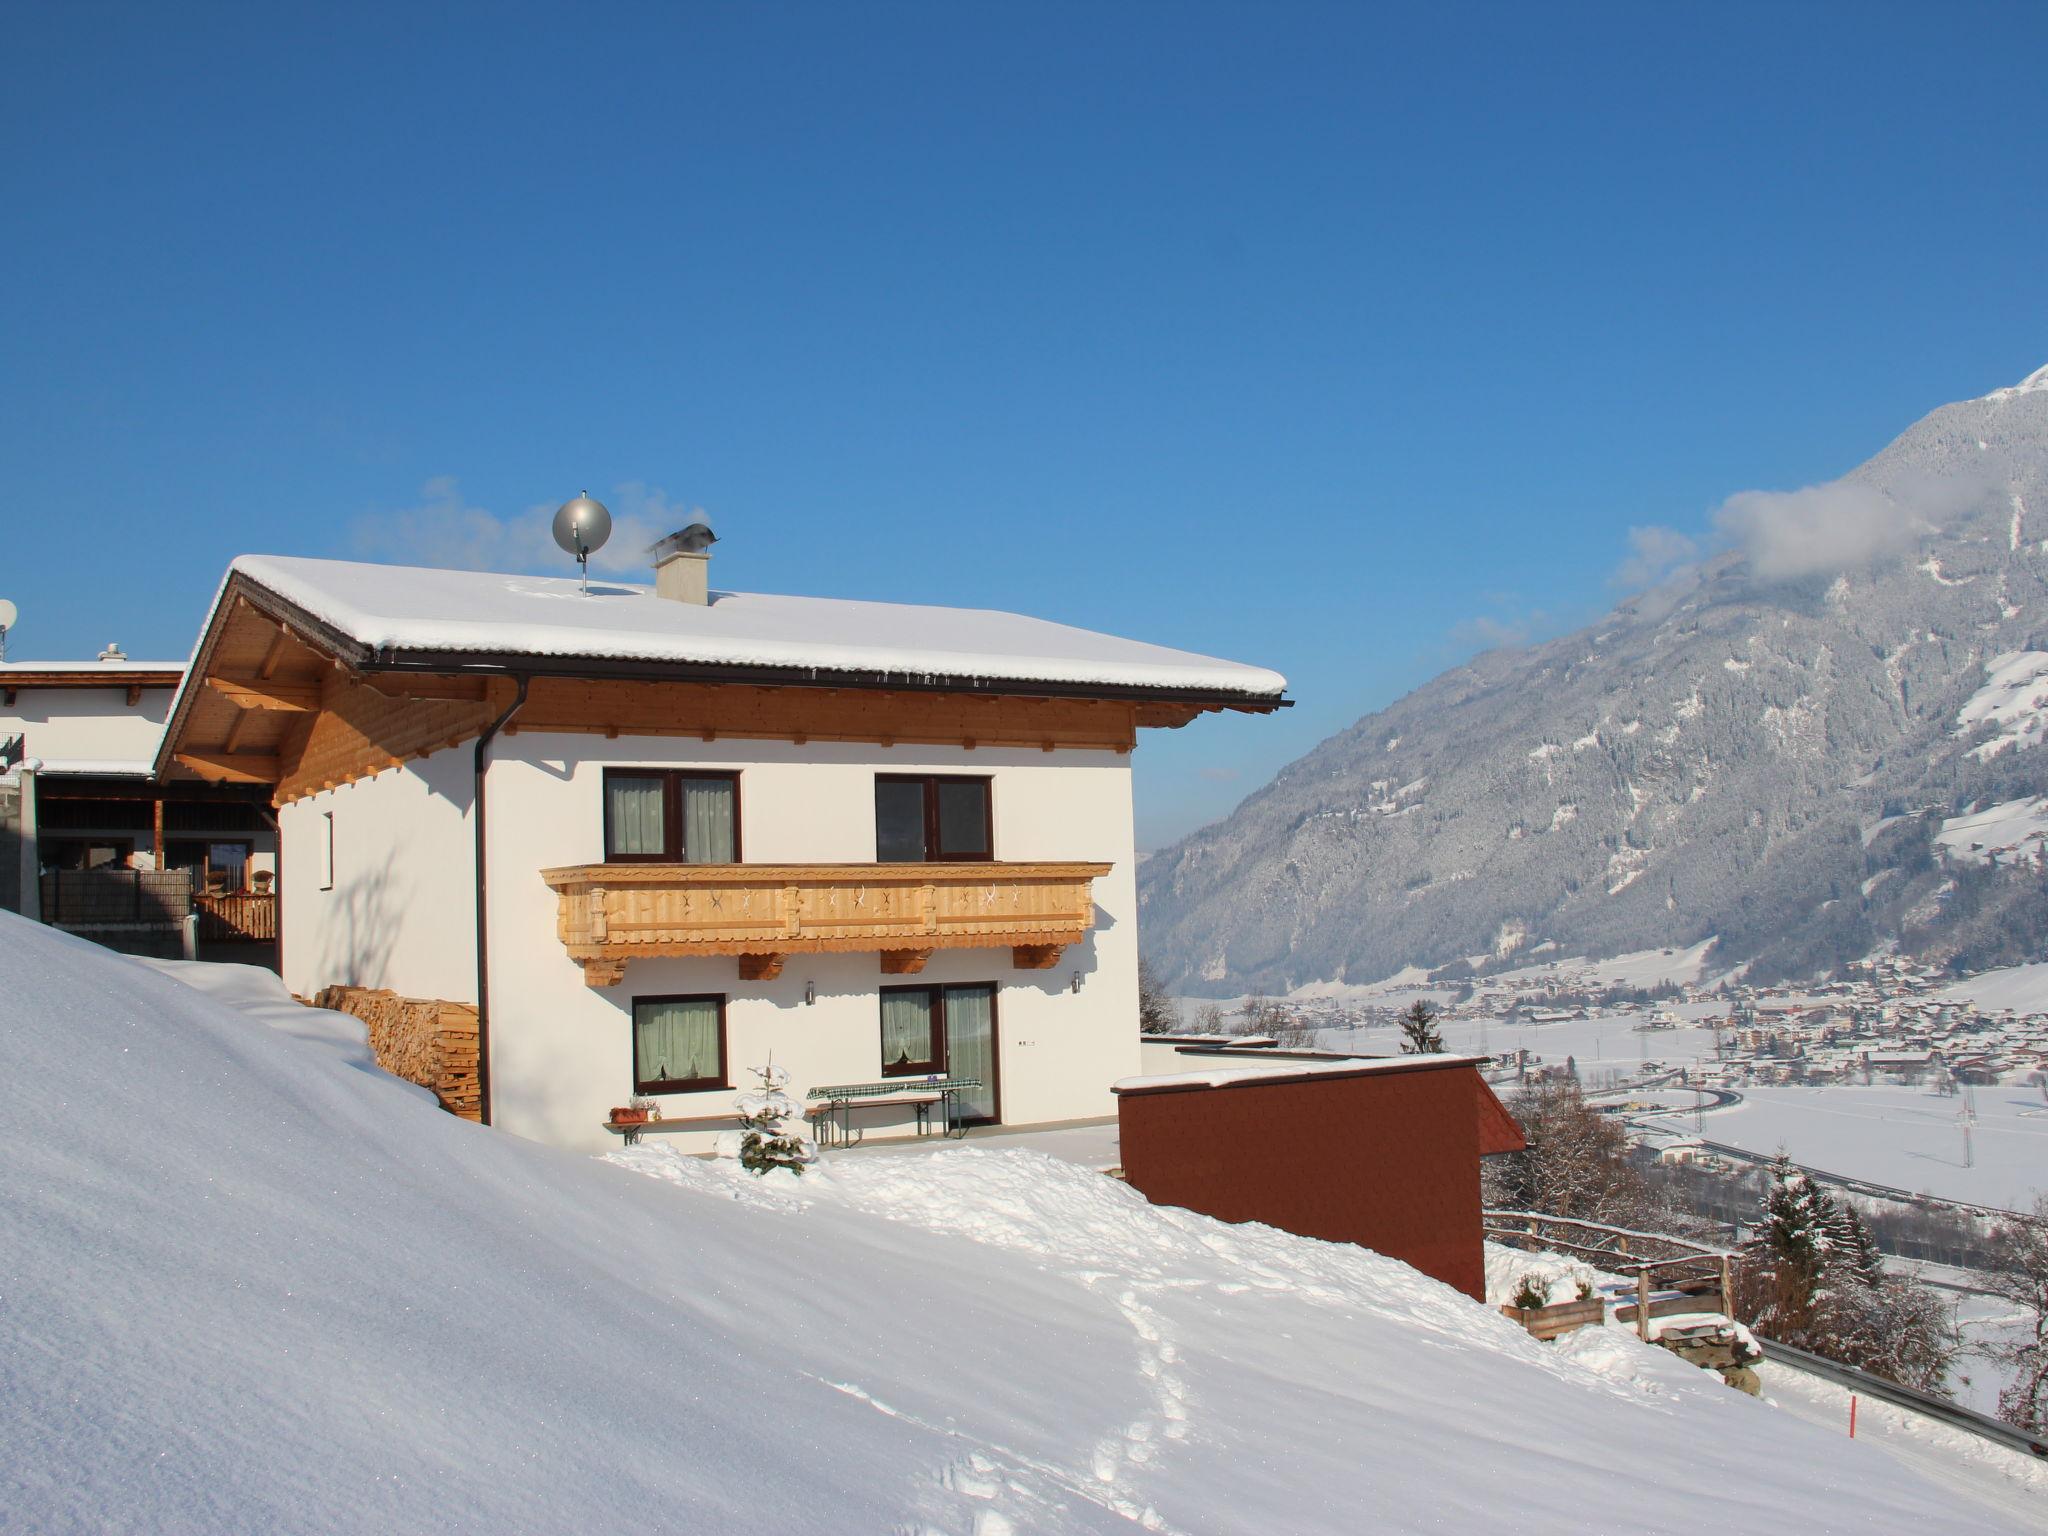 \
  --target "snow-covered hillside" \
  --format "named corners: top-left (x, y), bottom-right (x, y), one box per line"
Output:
top-left (0, 914), bottom-right (2024, 1534)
